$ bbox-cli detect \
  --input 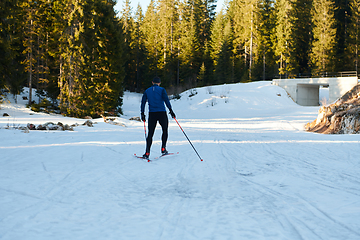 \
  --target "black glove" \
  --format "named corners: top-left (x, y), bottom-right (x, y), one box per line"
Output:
top-left (141, 112), bottom-right (146, 122)
top-left (169, 109), bottom-right (176, 119)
